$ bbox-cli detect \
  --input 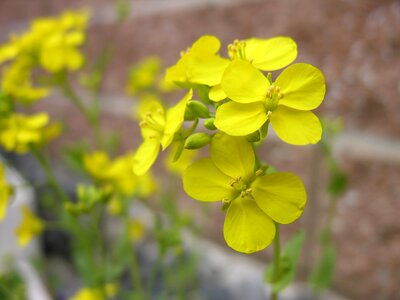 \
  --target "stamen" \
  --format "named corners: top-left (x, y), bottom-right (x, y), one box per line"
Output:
top-left (230, 176), bottom-right (242, 187)
top-left (227, 39), bottom-right (247, 60)
top-left (139, 111), bottom-right (165, 133)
